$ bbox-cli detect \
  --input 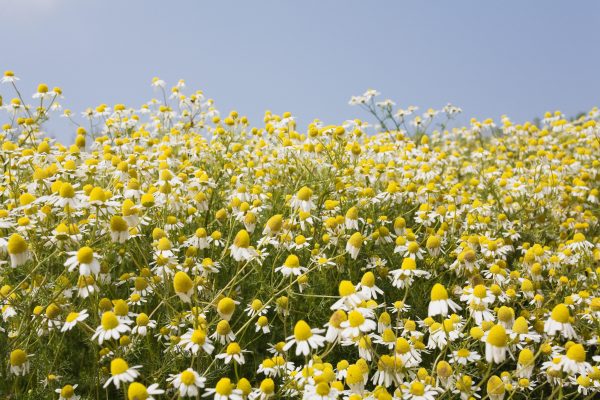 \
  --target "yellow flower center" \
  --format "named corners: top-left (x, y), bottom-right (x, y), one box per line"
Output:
top-left (173, 271), bottom-right (193, 294)
top-left (110, 216), bottom-right (128, 232)
top-left (59, 182), bottom-right (75, 198)
top-left (65, 312), bottom-right (79, 323)
top-left (215, 378), bottom-right (233, 396)
top-left (180, 370), bottom-right (196, 385)
top-left (426, 235), bottom-right (441, 249)
top-left (128, 382), bottom-right (148, 400)
top-left (284, 255), bottom-right (300, 268)
top-left (110, 358), bottom-right (129, 375)
top-left (89, 187), bottom-right (106, 202)
top-left (101, 312), bottom-right (119, 330)
top-left (7, 234), bottom-right (28, 255)
top-left (77, 247), bottom-right (94, 264)
top-left (315, 382), bottom-right (330, 396)
top-left (338, 280), bottom-right (356, 297)
top-left (45, 303), bottom-right (61, 319)
top-left (473, 285), bottom-right (487, 299)
top-left (10, 349), bottom-right (27, 366)
top-left (551, 303), bottom-right (570, 323)
top-left (487, 324), bottom-right (507, 347)
top-left (226, 342), bottom-right (241, 355)
top-left (457, 348), bottom-right (471, 358)
top-left (348, 310), bottom-right (365, 327)
top-left (396, 337), bottom-right (410, 354)
top-left (487, 376), bottom-right (505, 395)
top-left (114, 300), bottom-right (129, 316)
top-left (191, 329), bottom-right (206, 345)
top-left (348, 232), bottom-right (363, 248)
top-left (217, 297), bottom-right (235, 315)
top-left (266, 214), bottom-right (283, 232)
top-left (518, 349), bottom-right (534, 365)
top-left (216, 320), bottom-right (231, 335)
top-left (260, 378), bottom-right (275, 394)
top-left (566, 343), bottom-right (586, 362)
top-left (430, 284), bottom-right (448, 301)
top-left (136, 313), bottom-right (149, 326)
top-left (60, 385), bottom-right (75, 398)
top-left (410, 381), bottom-right (425, 396)
top-left (233, 230), bottom-right (250, 248)
top-left (294, 320), bottom-right (313, 341)
top-left (382, 328), bottom-right (396, 342)
top-left (360, 272), bottom-right (375, 287)
top-left (155, 238), bottom-right (171, 252)
top-left (497, 306), bottom-right (514, 322)
top-left (297, 187), bottom-right (312, 201)
top-left (407, 241), bottom-right (420, 253)
top-left (401, 258), bottom-right (416, 270)
top-left (251, 299), bottom-right (263, 311)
